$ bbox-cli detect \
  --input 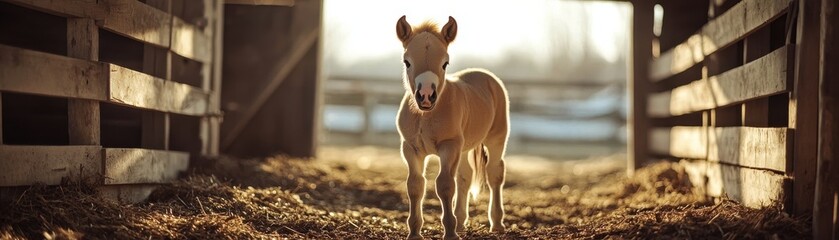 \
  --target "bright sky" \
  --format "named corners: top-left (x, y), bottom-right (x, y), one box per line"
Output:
top-left (323, 0), bottom-right (632, 81)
